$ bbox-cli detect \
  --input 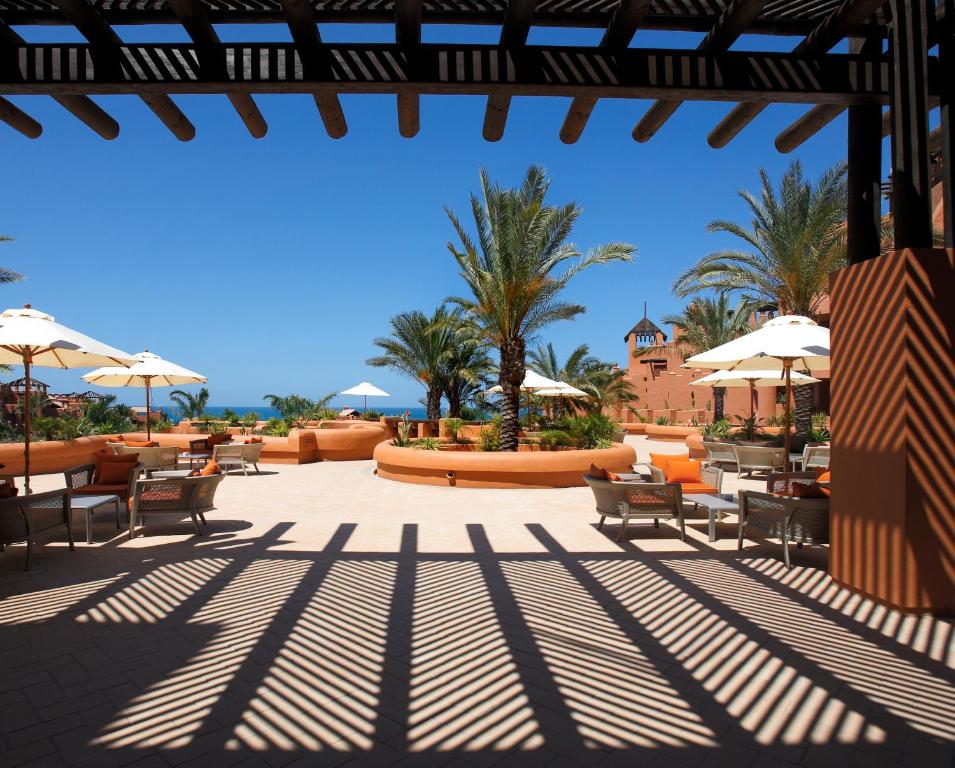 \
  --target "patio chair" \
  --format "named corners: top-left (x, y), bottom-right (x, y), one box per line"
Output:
top-left (734, 445), bottom-right (787, 478)
top-left (65, 460), bottom-right (143, 501)
top-left (738, 486), bottom-right (830, 568)
top-left (128, 473), bottom-right (224, 538)
top-left (0, 489), bottom-right (73, 570)
top-left (111, 444), bottom-right (179, 471)
top-left (648, 463), bottom-right (724, 494)
top-left (702, 441), bottom-right (738, 469)
top-left (584, 476), bottom-right (685, 541)
top-left (800, 444), bottom-right (830, 471)
top-left (765, 472), bottom-right (826, 496)
top-left (189, 434), bottom-right (232, 458)
top-left (213, 443), bottom-right (263, 475)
